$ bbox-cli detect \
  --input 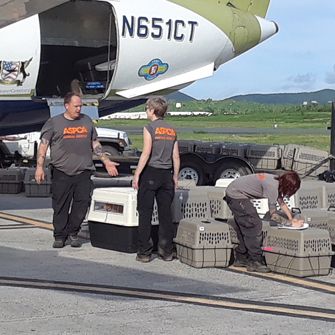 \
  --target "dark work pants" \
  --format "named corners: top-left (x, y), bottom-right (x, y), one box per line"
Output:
top-left (137, 166), bottom-right (175, 256)
top-left (225, 196), bottom-right (263, 262)
top-left (52, 169), bottom-right (93, 240)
